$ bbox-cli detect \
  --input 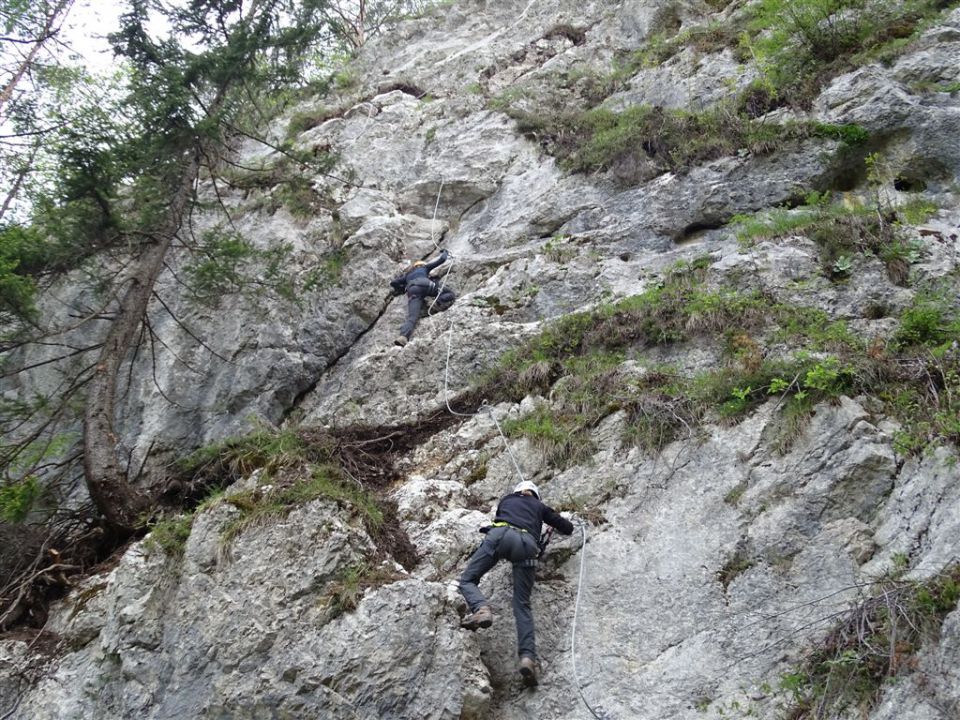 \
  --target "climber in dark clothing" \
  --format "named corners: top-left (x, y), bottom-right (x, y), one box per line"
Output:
top-left (458, 480), bottom-right (574, 687)
top-left (389, 249), bottom-right (456, 346)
